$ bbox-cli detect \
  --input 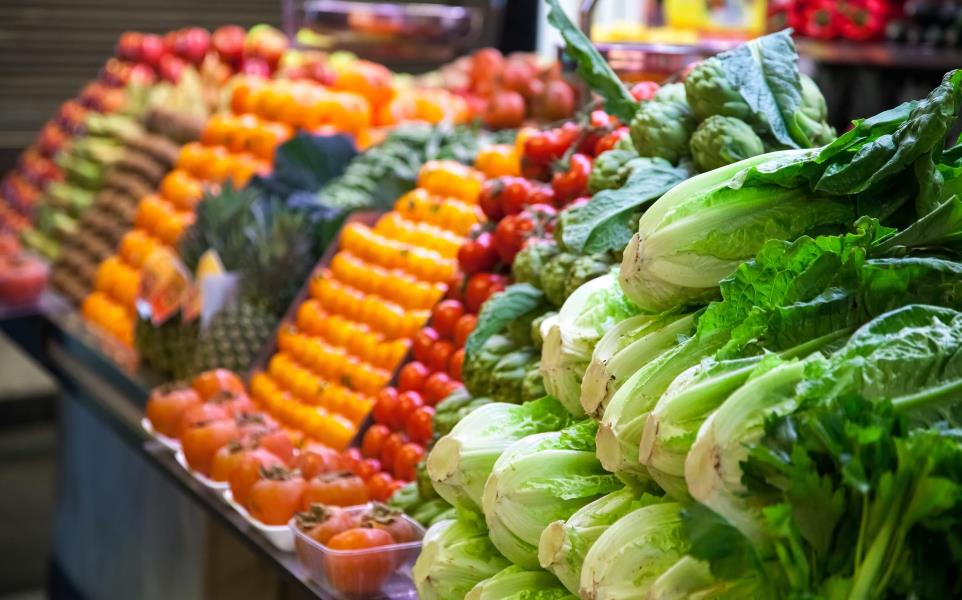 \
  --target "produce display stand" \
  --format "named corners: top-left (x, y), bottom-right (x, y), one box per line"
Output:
top-left (0, 295), bottom-right (397, 600)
